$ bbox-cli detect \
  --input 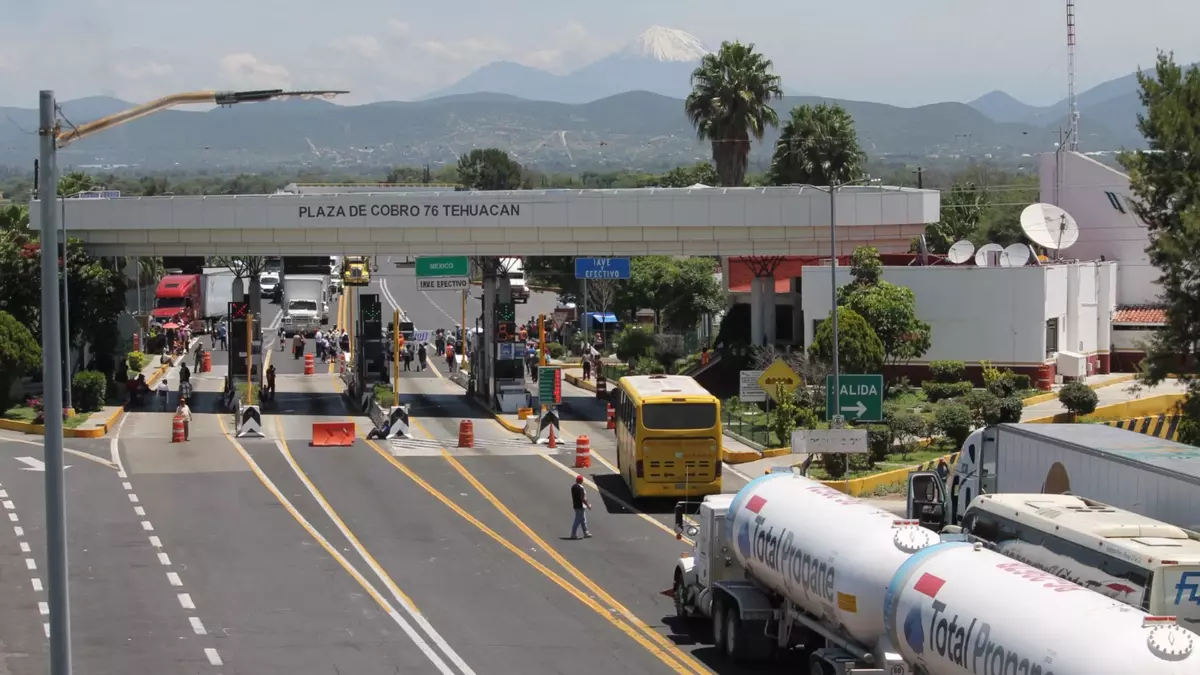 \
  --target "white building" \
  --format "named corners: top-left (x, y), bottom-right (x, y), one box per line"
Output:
top-left (1039, 150), bottom-right (1164, 369)
top-left (802, 261), bottom-right (1118, 386)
